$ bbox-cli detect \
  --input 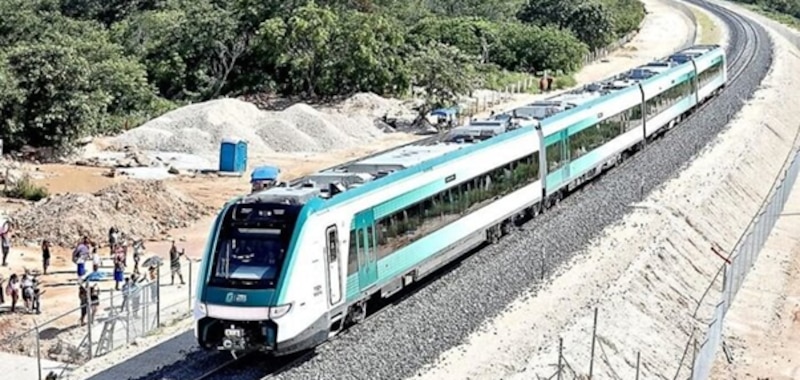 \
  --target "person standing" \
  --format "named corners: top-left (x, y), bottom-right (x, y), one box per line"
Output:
top-left (78, 284), bottom-right (88, 326)
top-left (73, 237), bottom-right (91, 278)
top-left (42, 240), bottom-right (51, 275)
top-left (91, 245), bottom-right (101, 273)
top-left (169, 241), bottom-right (185, 286)
top-left (89, 284), bottom-right (100, 322)
top-left (108, 227), bottom-right (119, 256)
top-left (21, 273), bottom-right (34, 312)
top-left (132, 239), bottom-right (145, 274)
top-left (1, 221), bottom-right (11, 267)
top-left (6, 274), bottom-right (19, 312)
top-left (113, 247), bottom-right (125, 291)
